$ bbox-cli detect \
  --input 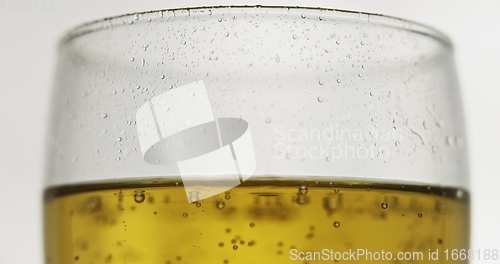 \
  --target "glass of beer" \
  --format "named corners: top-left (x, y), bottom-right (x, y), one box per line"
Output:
top-left (44, 6), bottom-right (469, 264)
